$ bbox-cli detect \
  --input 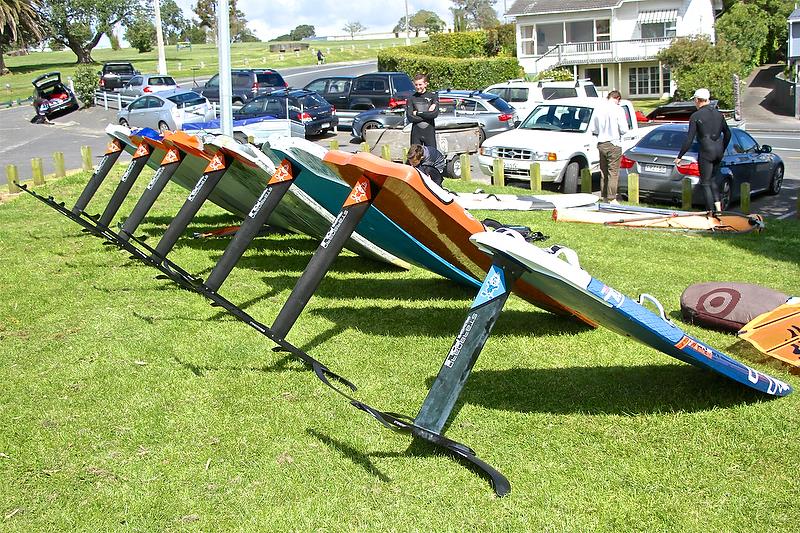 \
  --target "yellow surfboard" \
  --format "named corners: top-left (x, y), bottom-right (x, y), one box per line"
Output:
top-left (738, 299), bottom-right (800, 367)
